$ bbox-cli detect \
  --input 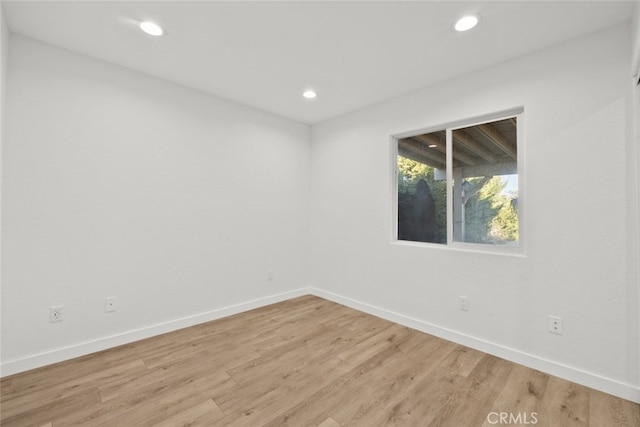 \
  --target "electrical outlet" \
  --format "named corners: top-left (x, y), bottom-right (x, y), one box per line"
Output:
top-left (549, 315), bottom-right (563, 335)
top-left (105, 297), bottom-right (117, 313)
top-left (459, 296), bottom-right (469, 311)
top-left (267, 269), bottom-right (273, 281)
top-left (50, 305), bottom-right (64, 322)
